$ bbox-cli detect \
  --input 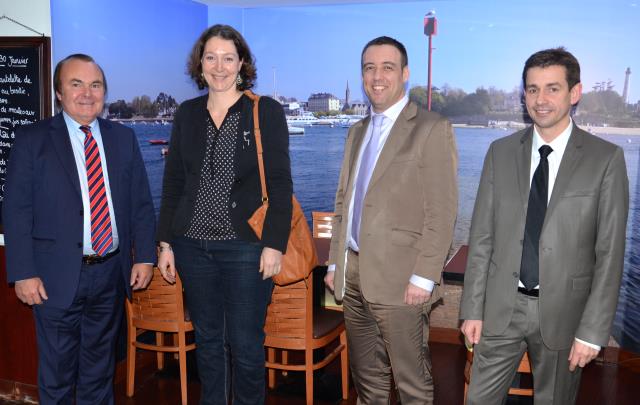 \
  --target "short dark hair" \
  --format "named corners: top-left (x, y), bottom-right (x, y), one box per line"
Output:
top-left (361, 36), bottom-right (408, 70)
top-left (187, 24), bottom-right (257, 91)
top-left (522, 47), bottom-right (581, 90)
top-left (53, 54), bottom-right (107, 109)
